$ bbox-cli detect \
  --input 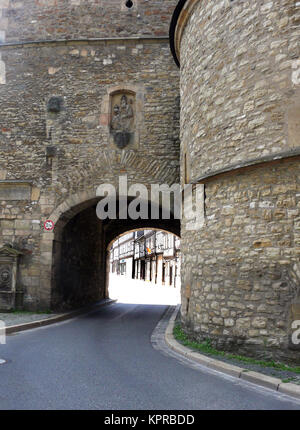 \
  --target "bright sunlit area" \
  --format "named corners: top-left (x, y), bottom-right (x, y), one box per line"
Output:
top-left (108, 230), bottom-right (181, 305)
